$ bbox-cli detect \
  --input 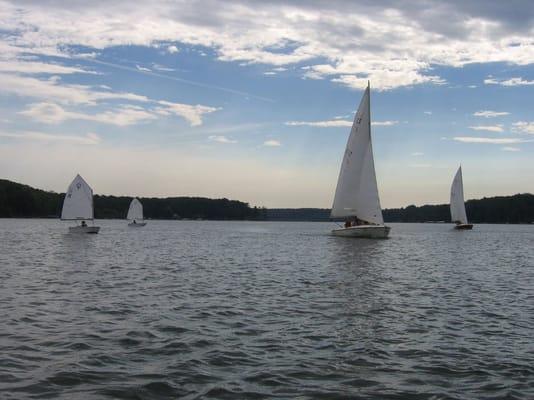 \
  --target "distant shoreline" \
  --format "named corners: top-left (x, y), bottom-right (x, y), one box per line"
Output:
top-left (1, 178), bottom-right (533, 224)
